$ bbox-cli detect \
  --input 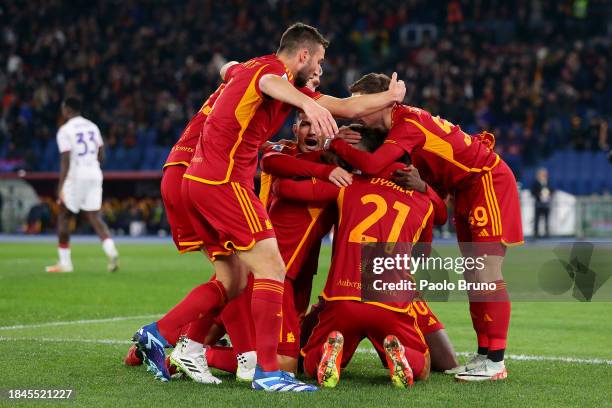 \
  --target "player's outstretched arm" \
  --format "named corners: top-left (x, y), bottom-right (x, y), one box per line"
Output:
top-left (317, 72), bottom-right (406, 119)
top-left (262, 152), bottom-right (343, 184)
top-left (273, 178), bottom-right (339, 202)
top-left (259, 74), bottom-right (338, 137)
top-left (329, 138), bottom-right (404, 175)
